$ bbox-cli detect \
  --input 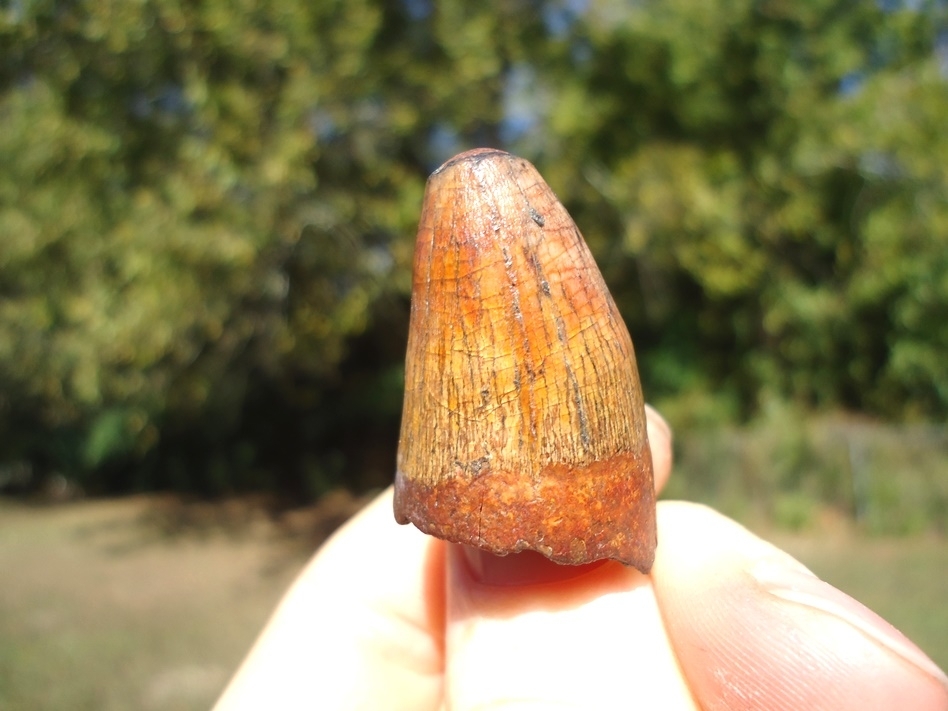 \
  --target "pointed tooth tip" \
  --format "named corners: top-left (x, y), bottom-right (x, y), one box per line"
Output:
top-left (432, 147), bottom-right (515, 176)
